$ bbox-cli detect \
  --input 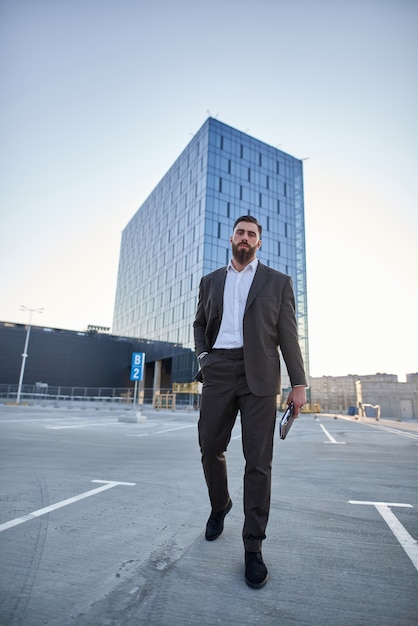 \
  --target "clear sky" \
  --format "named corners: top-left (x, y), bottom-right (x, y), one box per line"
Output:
top-left (1, 0), bottom-right (417, 380)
